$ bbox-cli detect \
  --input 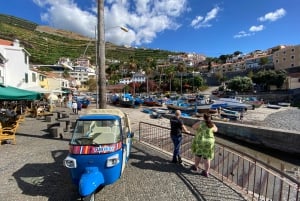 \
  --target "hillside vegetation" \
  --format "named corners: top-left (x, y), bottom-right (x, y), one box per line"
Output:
top-left (0, 14), bottom-right (179, 65)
